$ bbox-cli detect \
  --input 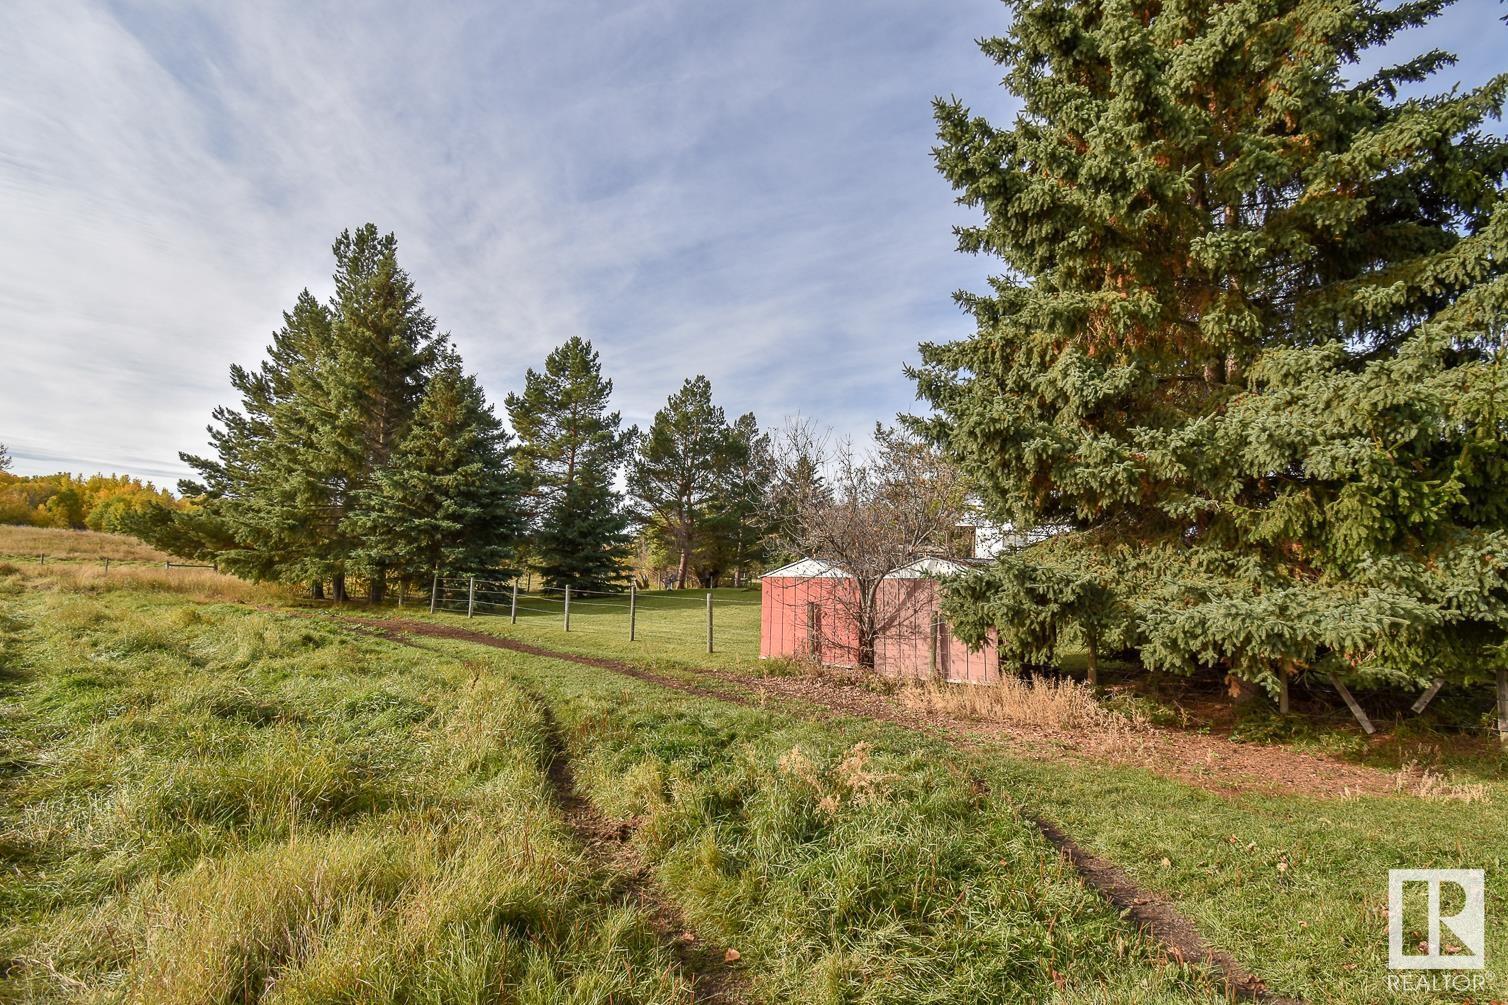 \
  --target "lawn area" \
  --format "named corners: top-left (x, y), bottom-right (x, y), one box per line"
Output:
top-left (0, 579), bottom-right (695, 1003)
top-left (411, 583), bottom-right (767, 672)
top-left (2, 534), bottom-right (1505, 1003)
